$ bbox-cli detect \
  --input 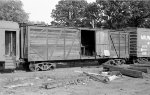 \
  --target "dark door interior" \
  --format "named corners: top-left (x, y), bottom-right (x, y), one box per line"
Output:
top-left (81, 30), bottom-right (95, 56)
top-left (5, 31), bottom-right (16, 57)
